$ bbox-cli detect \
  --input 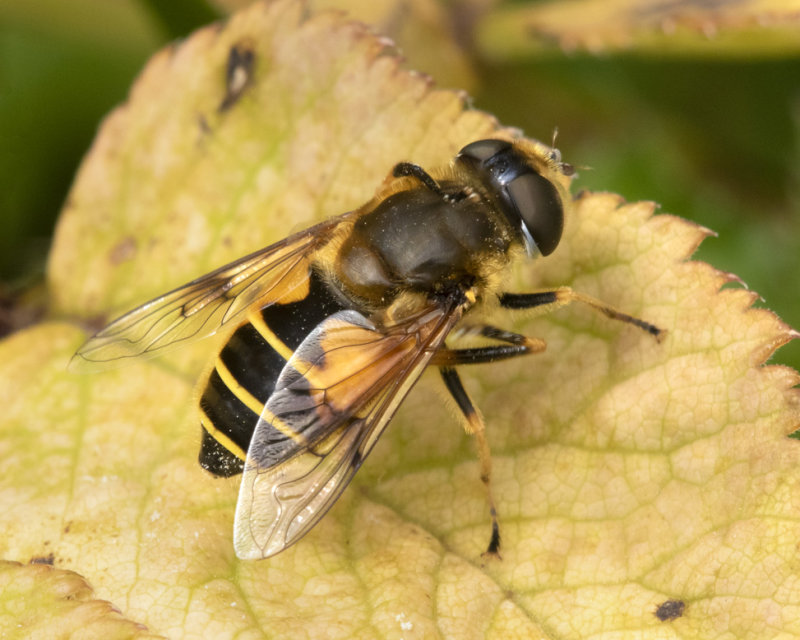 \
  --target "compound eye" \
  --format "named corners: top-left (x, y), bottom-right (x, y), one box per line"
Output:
top-left (506, 172), bottom-right (563, 256)
top-left (458, 139), bottom-right (511, 164)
